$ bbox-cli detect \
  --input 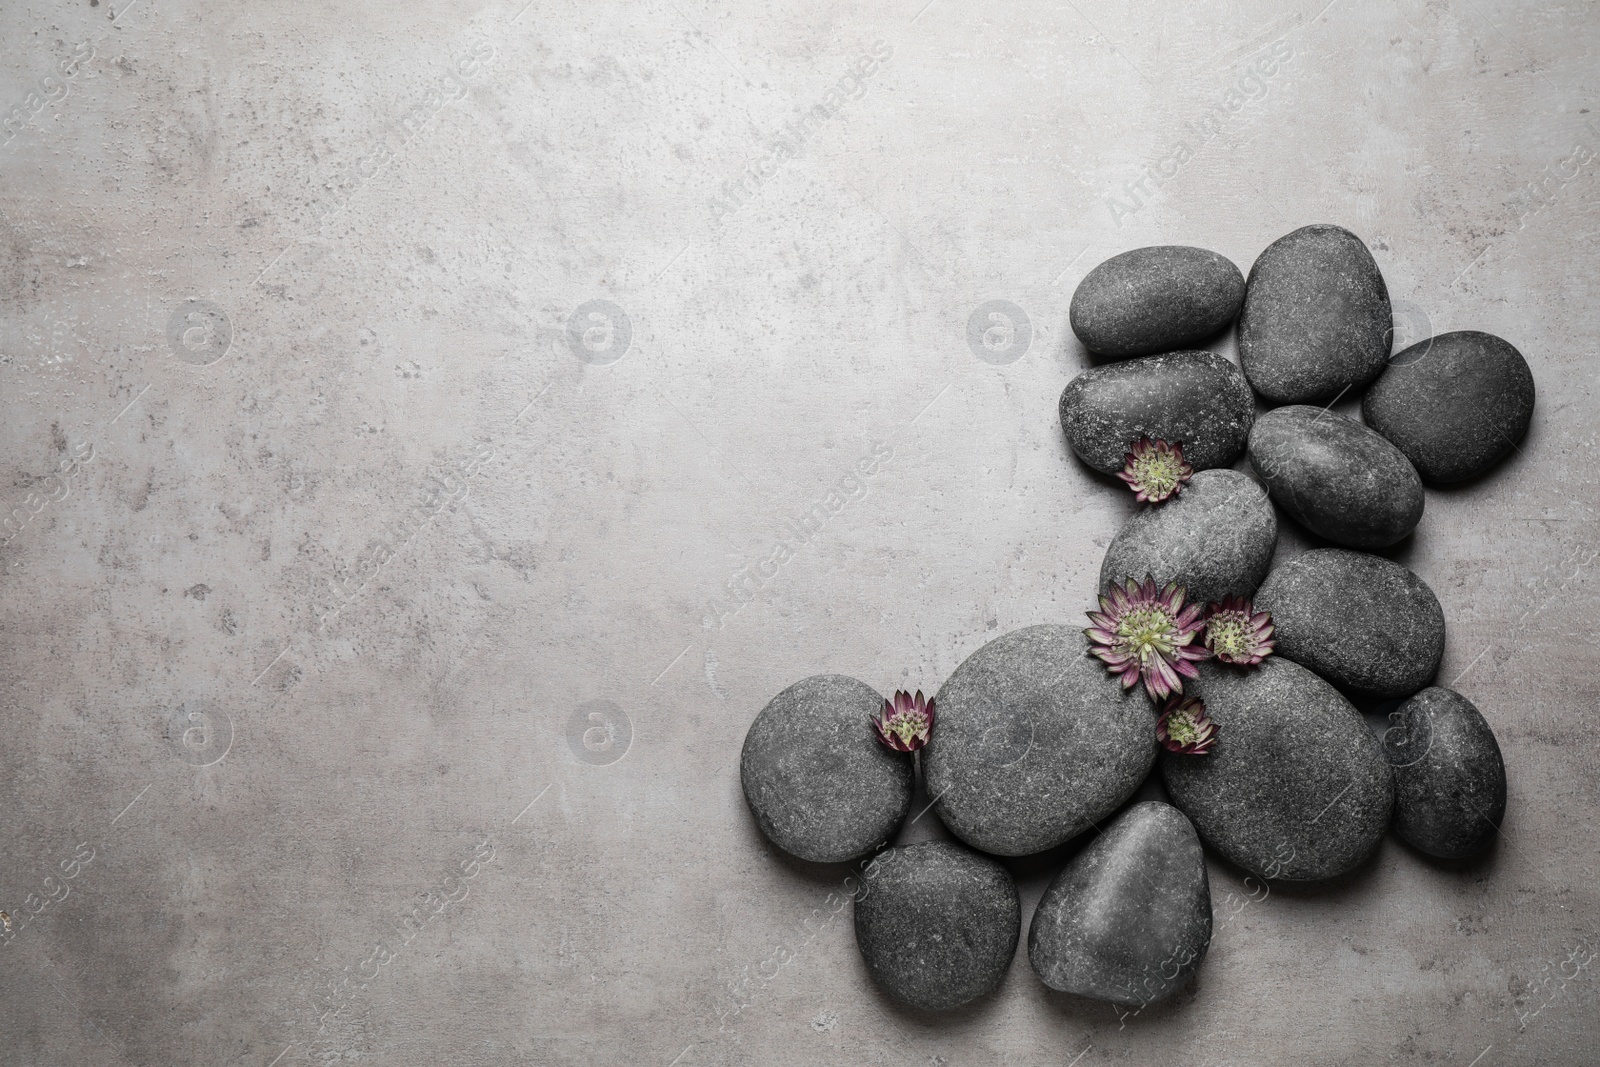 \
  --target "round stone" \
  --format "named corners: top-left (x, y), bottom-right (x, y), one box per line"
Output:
top-left (854, 842), bottom-right (1020, 1010)
top-left (924, 626), bottom-right (1154, 857)
top-left (1238, 224), bottom-right (1392, 404)
top-left (1248, 406), bottom-right (1424, 549)
top-left (1099, 468), bottom-right (1278, 608)
top-left (1390, 687), bottom-right (1507, 859)
top-left (1161, 657), bottom-right (1393, 882)
top-left (1254, 549), bottom-right (1445, 700)
top-left (740, 675), bottom-right (912, 863)
top-left (1069, 246), bottom-right (1246, 359)
top-left (1362, 330), bottom-right (1536, 484)
top-left (1029, 802), bottom-right (1212, 1006)
top-left (1058, 351), bottom-right (1255, 475)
